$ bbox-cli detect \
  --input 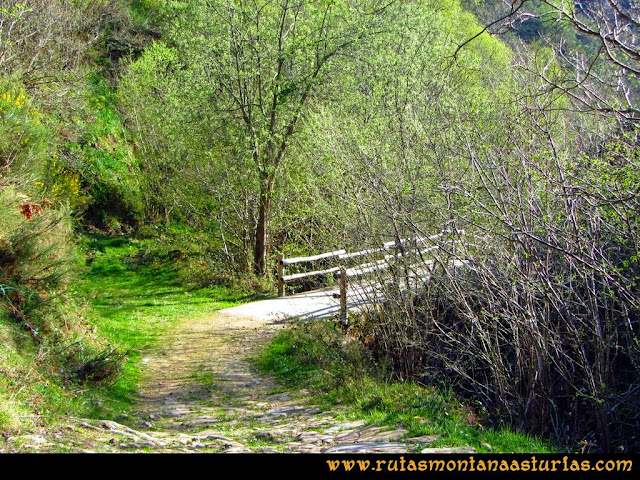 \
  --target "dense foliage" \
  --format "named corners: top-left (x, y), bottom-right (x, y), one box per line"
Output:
top-left (0, 0), bottom-right (152, 432)
top-left (330, 0), bottom-right (640, 452)
top-left (1, 0), bottom-right (637, 452)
